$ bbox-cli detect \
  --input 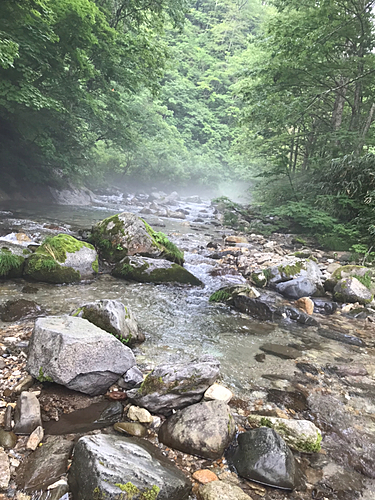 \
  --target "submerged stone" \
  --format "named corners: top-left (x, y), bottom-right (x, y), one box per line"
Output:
top-left (0, 298), bottom-right (43, 322)
top-left (113, 255), bottom-right (202, 285)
